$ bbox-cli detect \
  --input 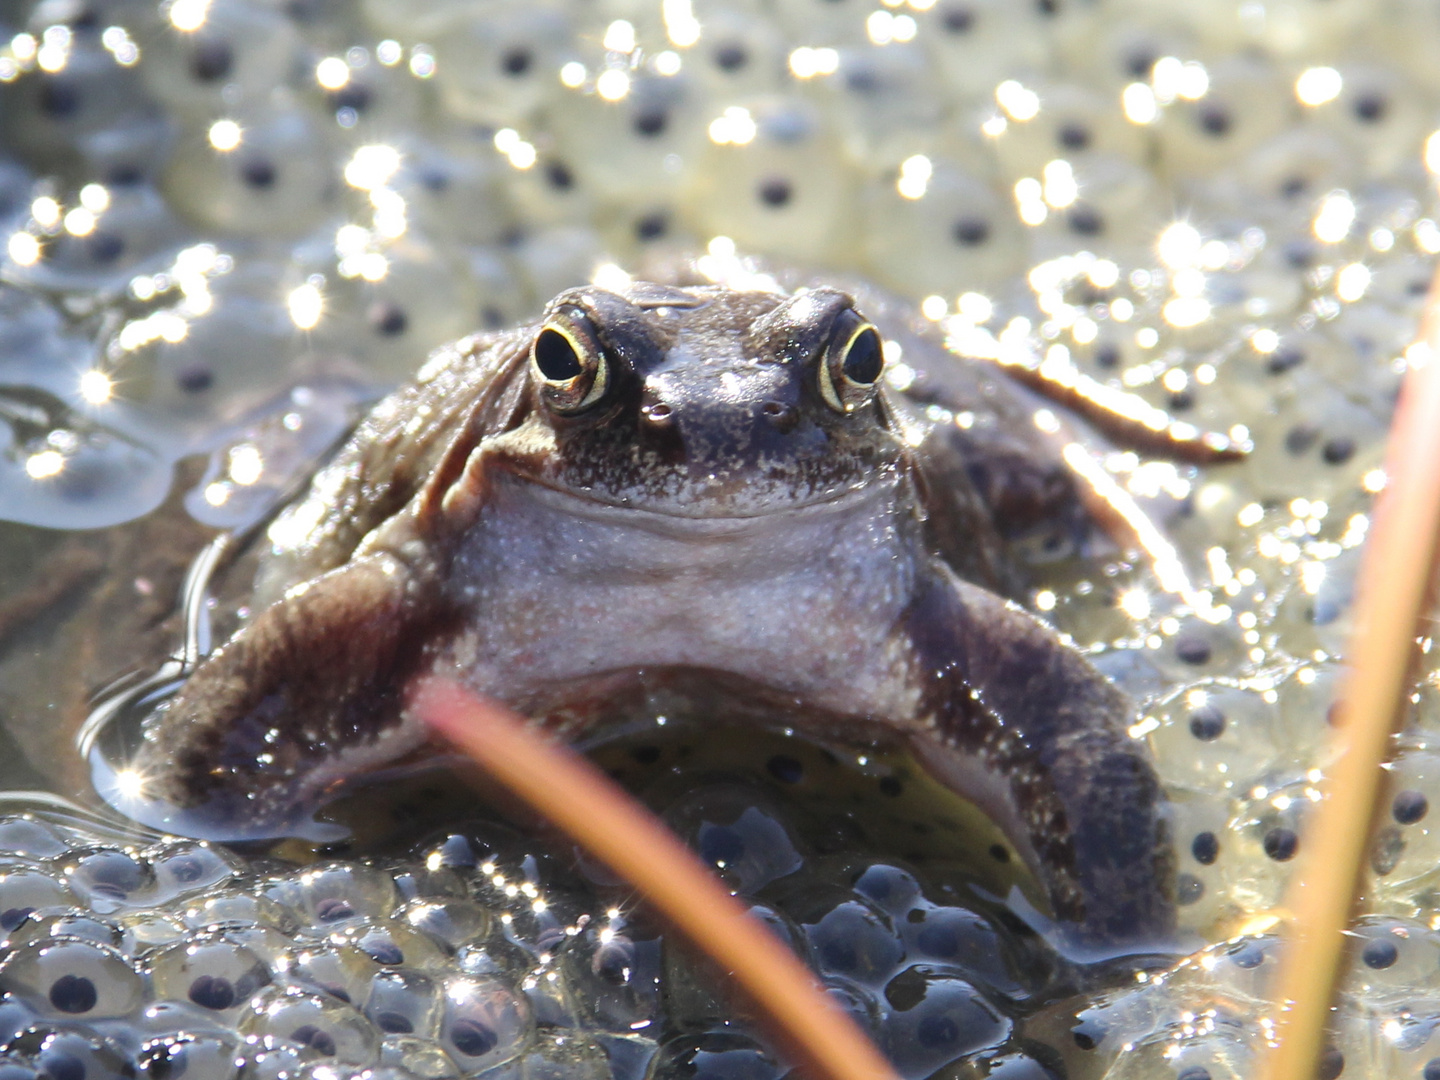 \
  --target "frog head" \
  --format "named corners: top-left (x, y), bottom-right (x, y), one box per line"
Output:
top-left (485, 282), bottom-right (905, 517)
